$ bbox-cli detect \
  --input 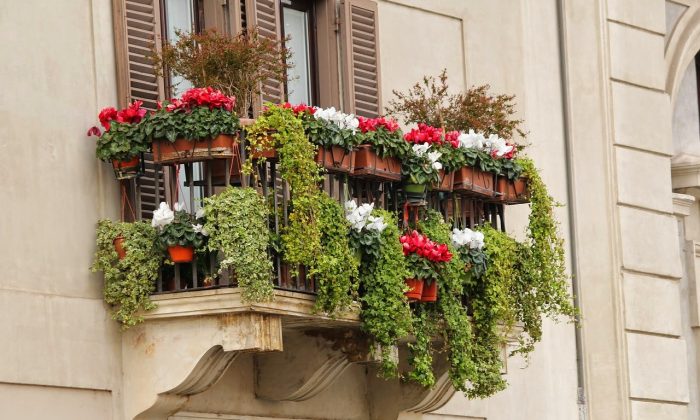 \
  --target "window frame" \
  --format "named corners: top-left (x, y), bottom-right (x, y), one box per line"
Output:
top-left (281, 0), bottom-right (320, 105)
